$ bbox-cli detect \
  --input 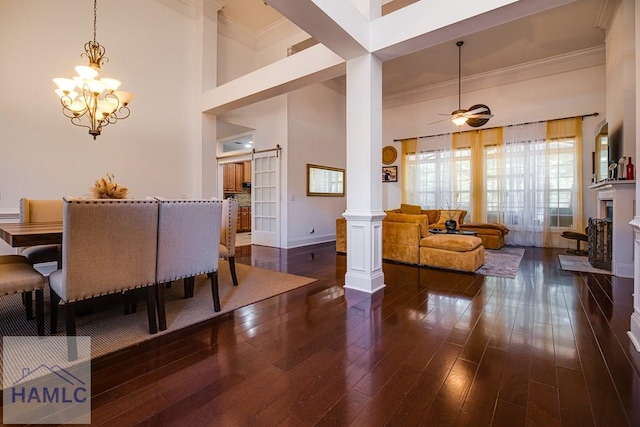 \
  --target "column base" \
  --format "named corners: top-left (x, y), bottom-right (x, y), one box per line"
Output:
top-left (628, 311), bottom-right (640, 352)
top-left (344, 271), bottom-right (385, 294)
